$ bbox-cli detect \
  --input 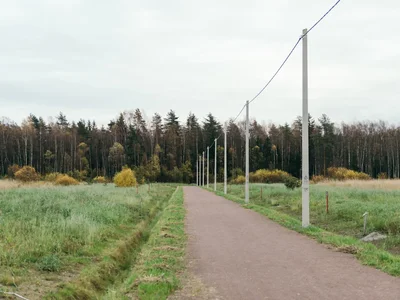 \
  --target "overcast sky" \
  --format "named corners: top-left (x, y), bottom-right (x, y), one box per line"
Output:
top-left (1, 0), bottom-right (399, 127)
